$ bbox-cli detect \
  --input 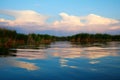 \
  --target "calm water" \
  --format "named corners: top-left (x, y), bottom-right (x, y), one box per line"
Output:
top-left (0, 41), bottom-right (120, 80)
